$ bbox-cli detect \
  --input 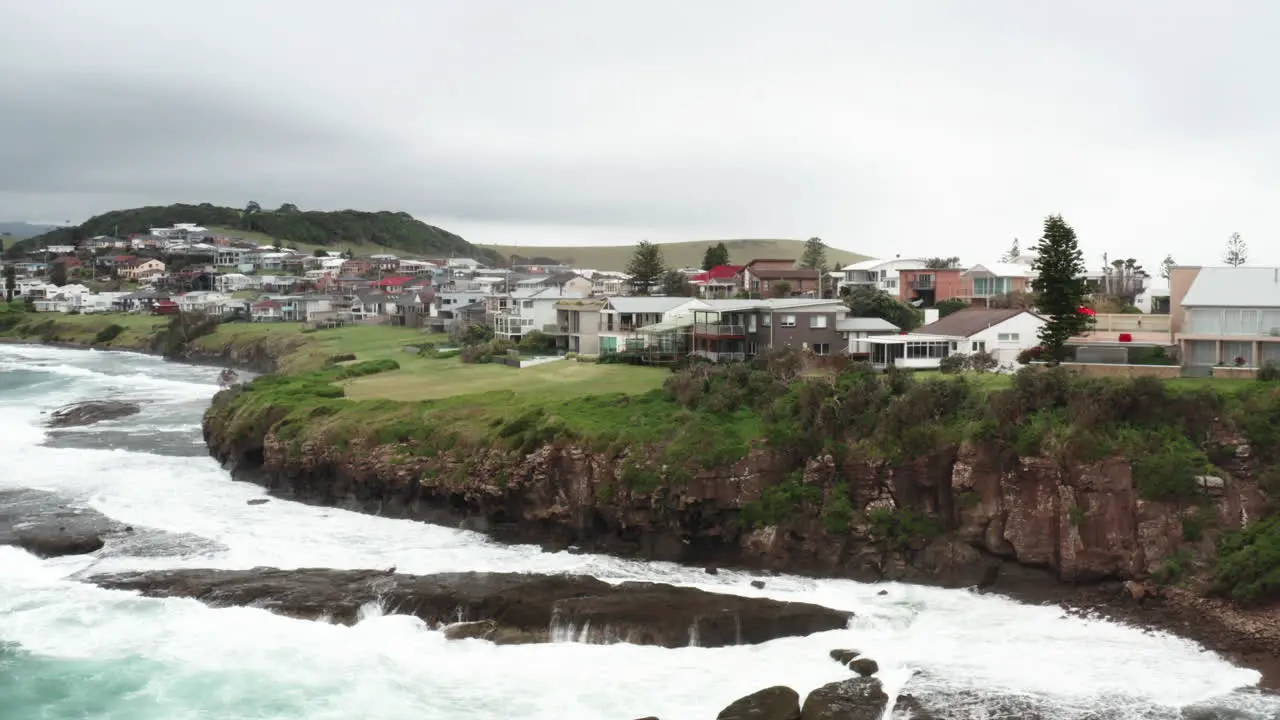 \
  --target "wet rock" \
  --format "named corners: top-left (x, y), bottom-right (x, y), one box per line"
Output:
top-left (705, 566), bottom-right (719, 575)
top-left (800, 677), bottom-right (887, 720)
top-left (877, 589), bottom-right (888, 596)
top-left (716, 685), bottom-right (801, 720)
top-left (0, 489), bottom-right (224, 560)
top-left (829, 648), bottom-right (860, 665)
top-left (46, 400), bottom-right (140, 428)
top-left (87, 569), bottom-right (852, 648)
top-left (848, 657), bottom-right (879, 677)
top-left (917, 536), bottom-right (996, 589)
top-left (751, 580), bottom-right (766, 589)
top-left (247, 498), bottom-right (270, 505)
top-left (442, 619), bottom-right (498, 641)
top-left (889, 694), bottom-right (935, 719)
